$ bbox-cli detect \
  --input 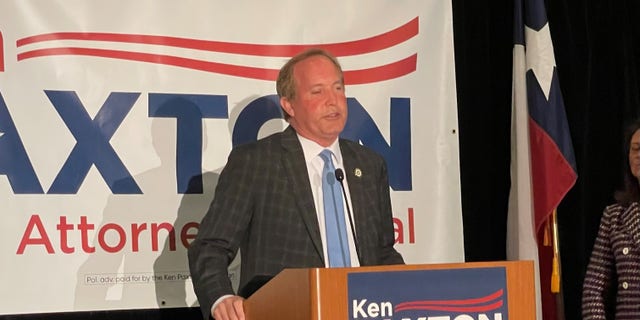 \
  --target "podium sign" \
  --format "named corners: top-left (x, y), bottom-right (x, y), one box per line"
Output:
top-left (348, 267), bottom-right (508, 320)
top-left (243, 261), bottom-right (534, 320)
